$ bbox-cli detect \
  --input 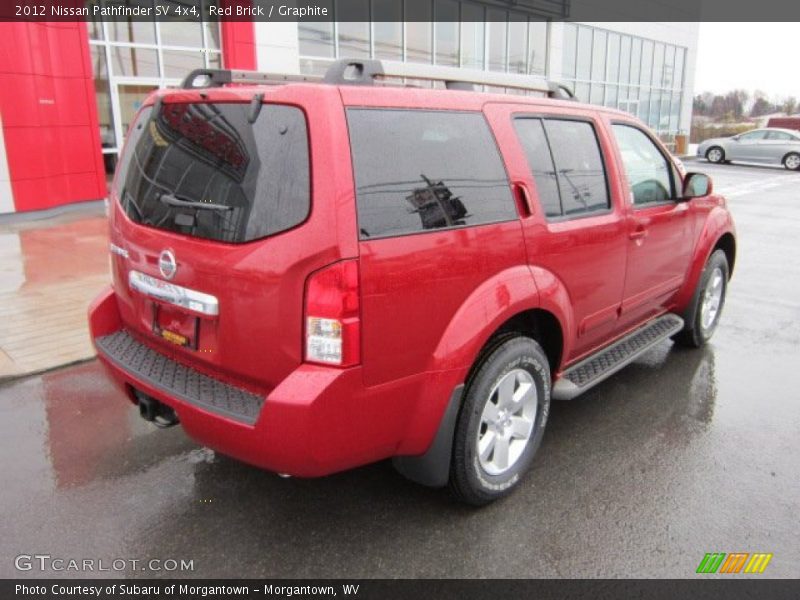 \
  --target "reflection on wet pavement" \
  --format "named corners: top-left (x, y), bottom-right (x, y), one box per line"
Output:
top-left (1, 332), bottom-right (797, 578)
top-left (0, 210), bottom-right (109, 378)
